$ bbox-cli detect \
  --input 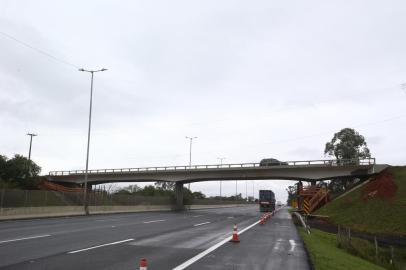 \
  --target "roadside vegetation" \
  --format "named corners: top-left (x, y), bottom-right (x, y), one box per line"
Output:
top-left (0, 154), bottom-right (41, 189)
top-left (114, 184), bottom-right (198, 204)
top-left (292, 128), bottom-right (406, 269)
top-left (336, 227), bottom-right (406, 270)
top-left (114, 183), bottom-right (251, 204)
top-left (317, 166), bottom-right (406, 235)
top-left (298, 228), bottom-right (385, 270)
top-left (287, 128), bottom-right (372, 205)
